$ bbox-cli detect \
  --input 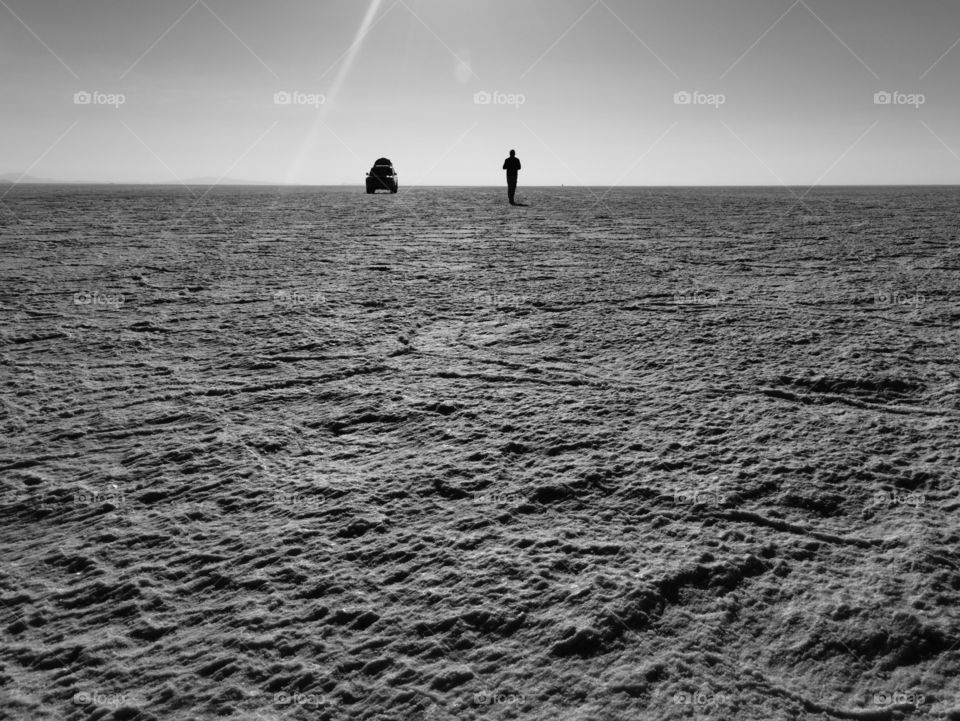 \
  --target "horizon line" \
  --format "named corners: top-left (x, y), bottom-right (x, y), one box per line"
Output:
top-left (3, 181), bottom-right (960, 189)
